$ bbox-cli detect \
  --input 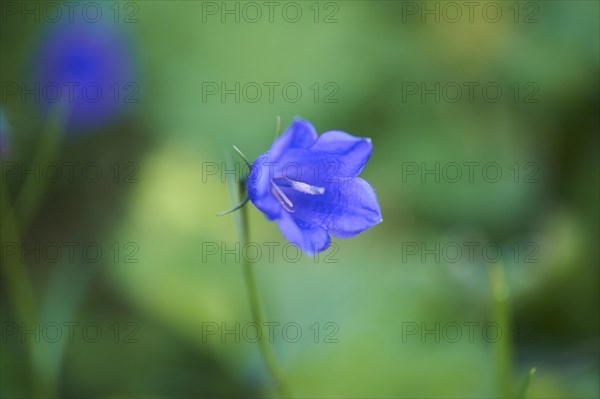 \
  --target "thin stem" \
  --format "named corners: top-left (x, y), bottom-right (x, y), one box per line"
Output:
top-left (15, 105), bottom-right (64, 233)
top-left (1, 190), bottom-right (59, 398)
top-left (489, 260), bottom-right (513, 398)
top-left (0, 105), bottom-right (65, 398)
top-left (519, 367), bottom-right (536, 399)
top-left (0, 187), bottom-right (37, 327)
top-left (234, 181), bottom-right (289, 397)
